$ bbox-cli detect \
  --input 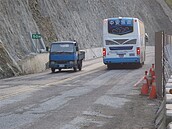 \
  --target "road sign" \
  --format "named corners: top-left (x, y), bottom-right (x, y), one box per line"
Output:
top-left (32, 34), bottom-right (41, 39)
